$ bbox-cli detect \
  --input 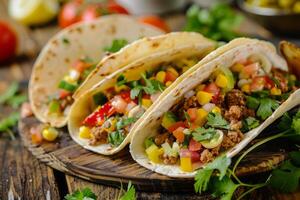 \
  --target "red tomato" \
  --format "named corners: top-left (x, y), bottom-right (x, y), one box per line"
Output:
top-left (58, 0), bottom-right (82, 28)
top-left (138, 16), bottom-right (170, 33)
top-left (264, 76), bottom-right (275, 89)
top-left (80, 5), bottom-right (101, 22)
top-left (165, 71), bottom-right (177, 82)
top-left (172, 127), bottom-right (185, 143)
top-left (190, 151), bottom-right (200, 163)
top-left (59, 90), bottom-right (71, 99)
top-left (107, 2), bottom-right (129, 14)
top-left (187, 108), bottom-right (197, 122)
top-left (242, 63), bottom-right (259, 78)
top-left (250, 77), bottom-right (265, 92)
top-left (0, 21), bottom-right (17, 63)
top-left (204, 83), bottom-right (220, 96)
top-left (120, 90), bottom-right (131, 103)
top-left (188, 139), bottom-right (202, 152)
top-left (168, 121), bottom-right (186, 132)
